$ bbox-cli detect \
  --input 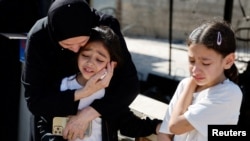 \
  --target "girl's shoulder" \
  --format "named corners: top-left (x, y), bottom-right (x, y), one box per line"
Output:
top-left (208, 79), bottom-right (243, 100)
top-left (219, 79), bottom-right (242, 92)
